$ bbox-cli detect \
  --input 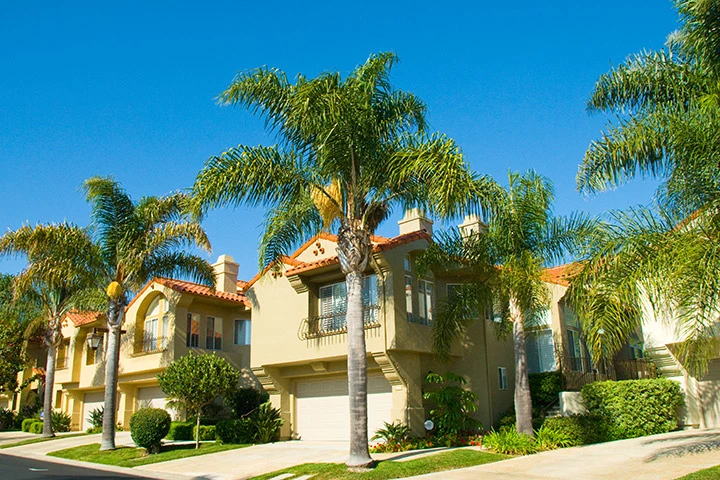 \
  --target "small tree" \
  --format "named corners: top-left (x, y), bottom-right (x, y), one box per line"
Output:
top-left (157, 353), bottom-right (239, 449)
